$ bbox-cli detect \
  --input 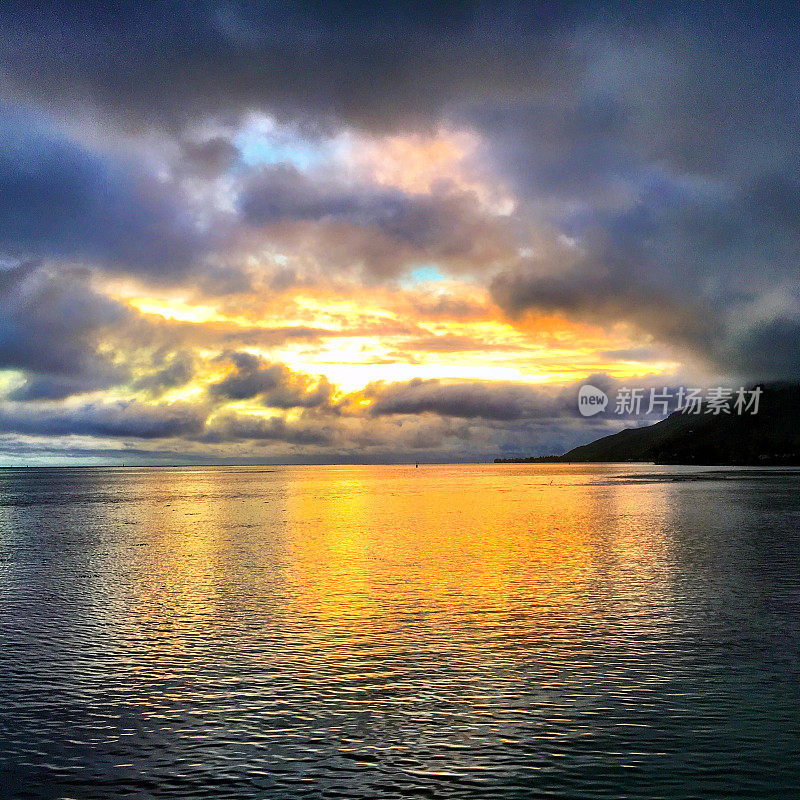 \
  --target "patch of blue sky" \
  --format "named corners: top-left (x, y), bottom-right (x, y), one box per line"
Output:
top-left (400, 265), bottom-right (446, 287)
top-left (234, 122), bottom-right (342, 171)
top-left (235, 130), bottom-right (321, 169)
